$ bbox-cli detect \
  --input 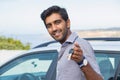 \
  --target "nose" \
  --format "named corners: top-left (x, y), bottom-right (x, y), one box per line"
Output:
top-left (52, 24), bottom-right (57, 31)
